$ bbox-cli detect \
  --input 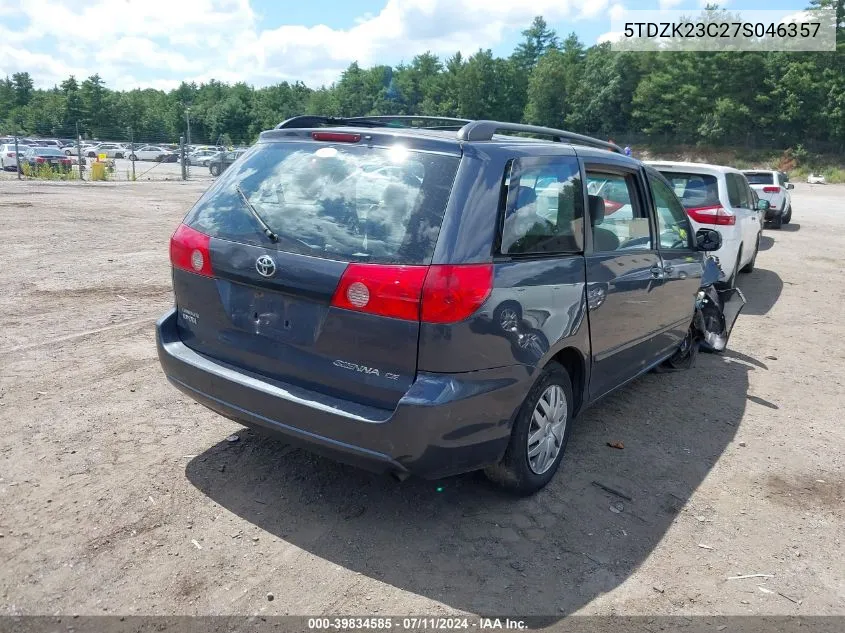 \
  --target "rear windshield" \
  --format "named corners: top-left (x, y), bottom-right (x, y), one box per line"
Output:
top-left (185, 141), bottom-right (460, 264)
top-left (743, 172), bottom-right (774, 185)
top-left (35, 148), bottom-right (64, 156)
top-left (659, 172), bottom-right (720, 209)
